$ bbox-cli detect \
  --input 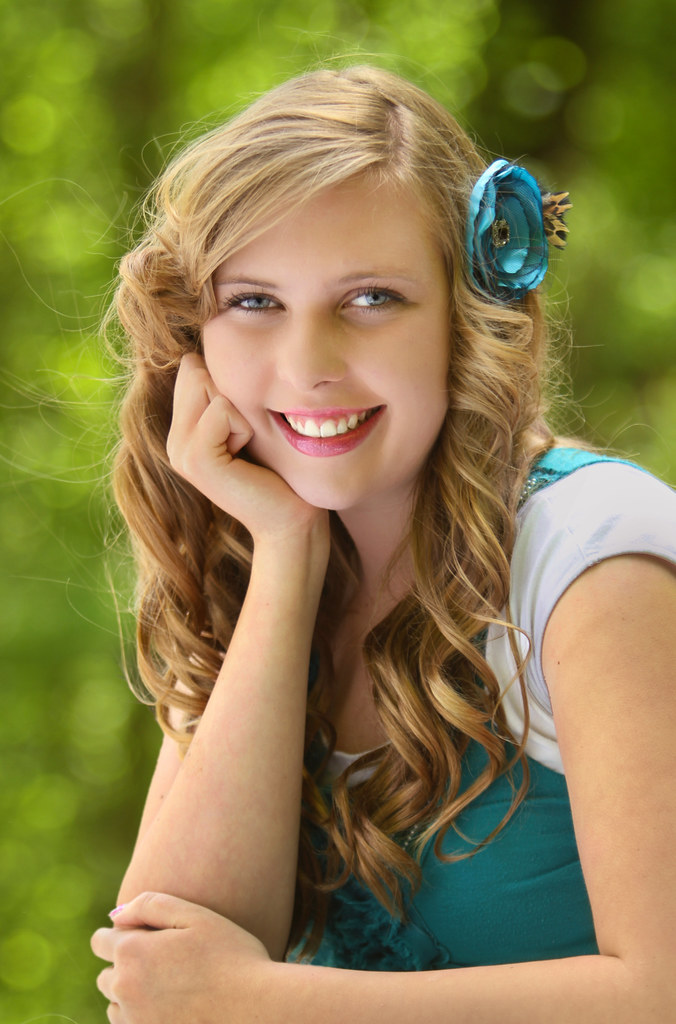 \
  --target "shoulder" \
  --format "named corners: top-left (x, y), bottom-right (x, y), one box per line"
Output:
top-left (516, 458), bottom-right (676, 684)
top-left (517, 457), bottom-right (676, 569)
top-left (512, 460), bottom-right (676, 665)
top-left (486, 458), bottom-right (676, 771)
